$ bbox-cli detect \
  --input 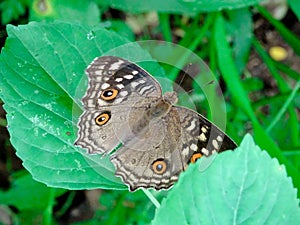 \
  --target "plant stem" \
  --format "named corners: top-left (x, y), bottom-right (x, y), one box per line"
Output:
top-left (55, 191), bottom-right (76, 217)
top-left (143, 189), bottom-right (160, 208)
top-left (43, 188), bottom-right (56, 225)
